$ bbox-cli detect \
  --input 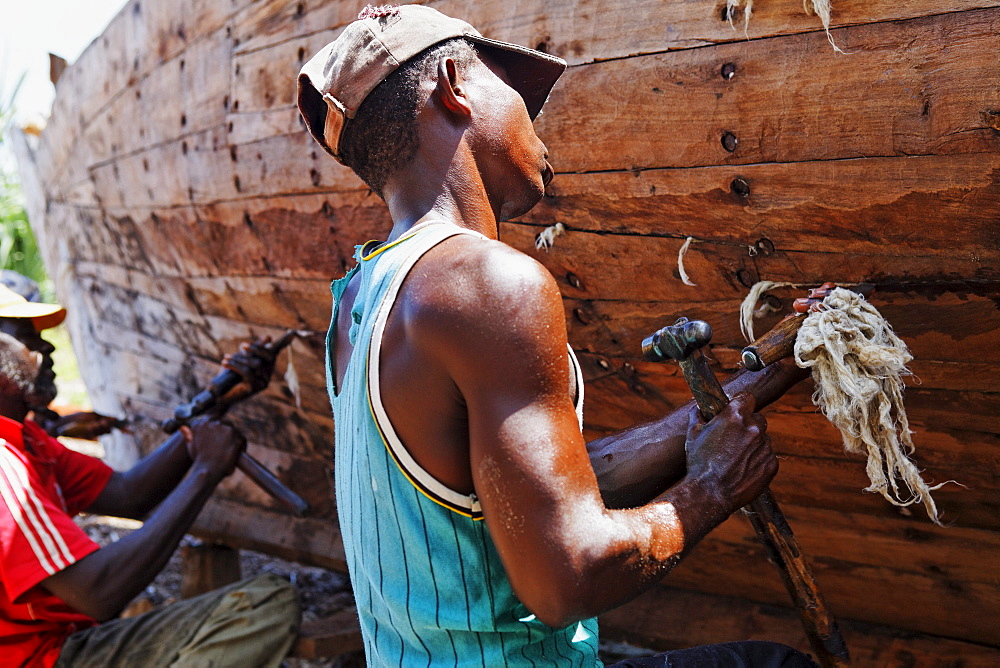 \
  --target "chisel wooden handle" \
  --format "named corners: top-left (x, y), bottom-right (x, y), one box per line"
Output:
top-left (741, 283), bottom-right (874, 371)
top-left (741, 313), bottom-right (806, 371)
